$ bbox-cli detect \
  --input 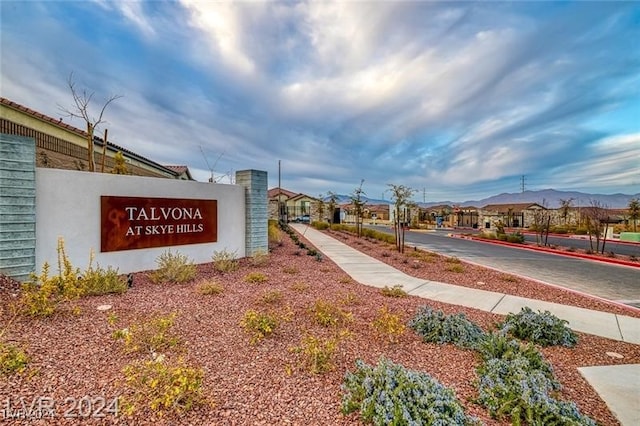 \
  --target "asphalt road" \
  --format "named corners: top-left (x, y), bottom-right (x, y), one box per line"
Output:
top-left (366, 225), bottom-right (640, 306)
